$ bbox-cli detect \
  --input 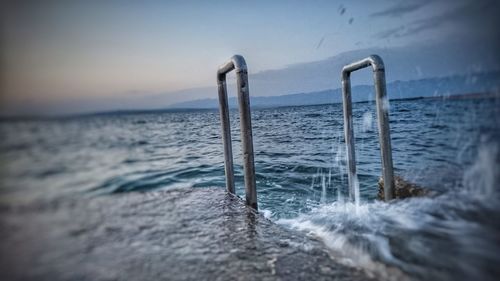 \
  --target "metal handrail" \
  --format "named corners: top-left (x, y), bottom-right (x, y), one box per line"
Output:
top-left (341, 55), bottom-right (395, 201)
top-left (217, 55), bottom-right (258, 210)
